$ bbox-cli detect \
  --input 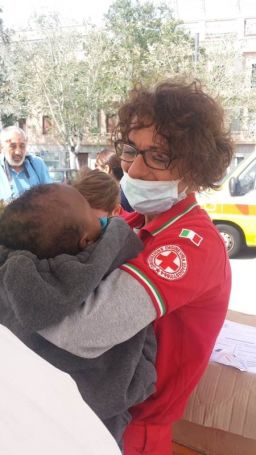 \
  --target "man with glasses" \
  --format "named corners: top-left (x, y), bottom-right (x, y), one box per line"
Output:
top-left (0, 80), bottom-right (233, 454)
top-left (0, 126), bottom-right (51, 203)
